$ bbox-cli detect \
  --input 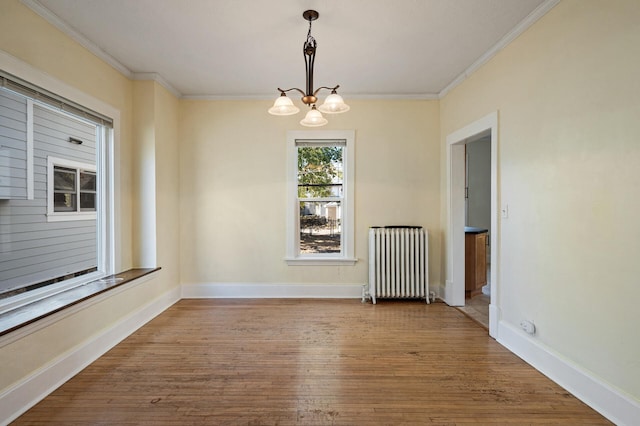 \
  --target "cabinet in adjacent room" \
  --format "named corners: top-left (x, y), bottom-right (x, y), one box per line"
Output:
top-left (465, 227), bottom-right (488, 298)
